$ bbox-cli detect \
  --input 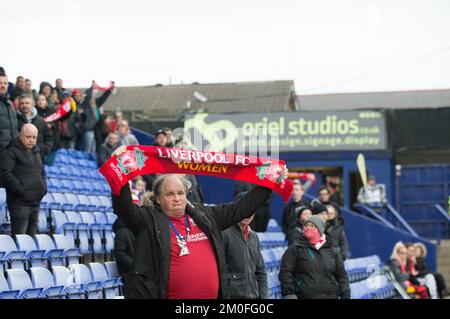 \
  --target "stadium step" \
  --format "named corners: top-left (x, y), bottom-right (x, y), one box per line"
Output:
top-left (437, 240), bottom-right (450, 286)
